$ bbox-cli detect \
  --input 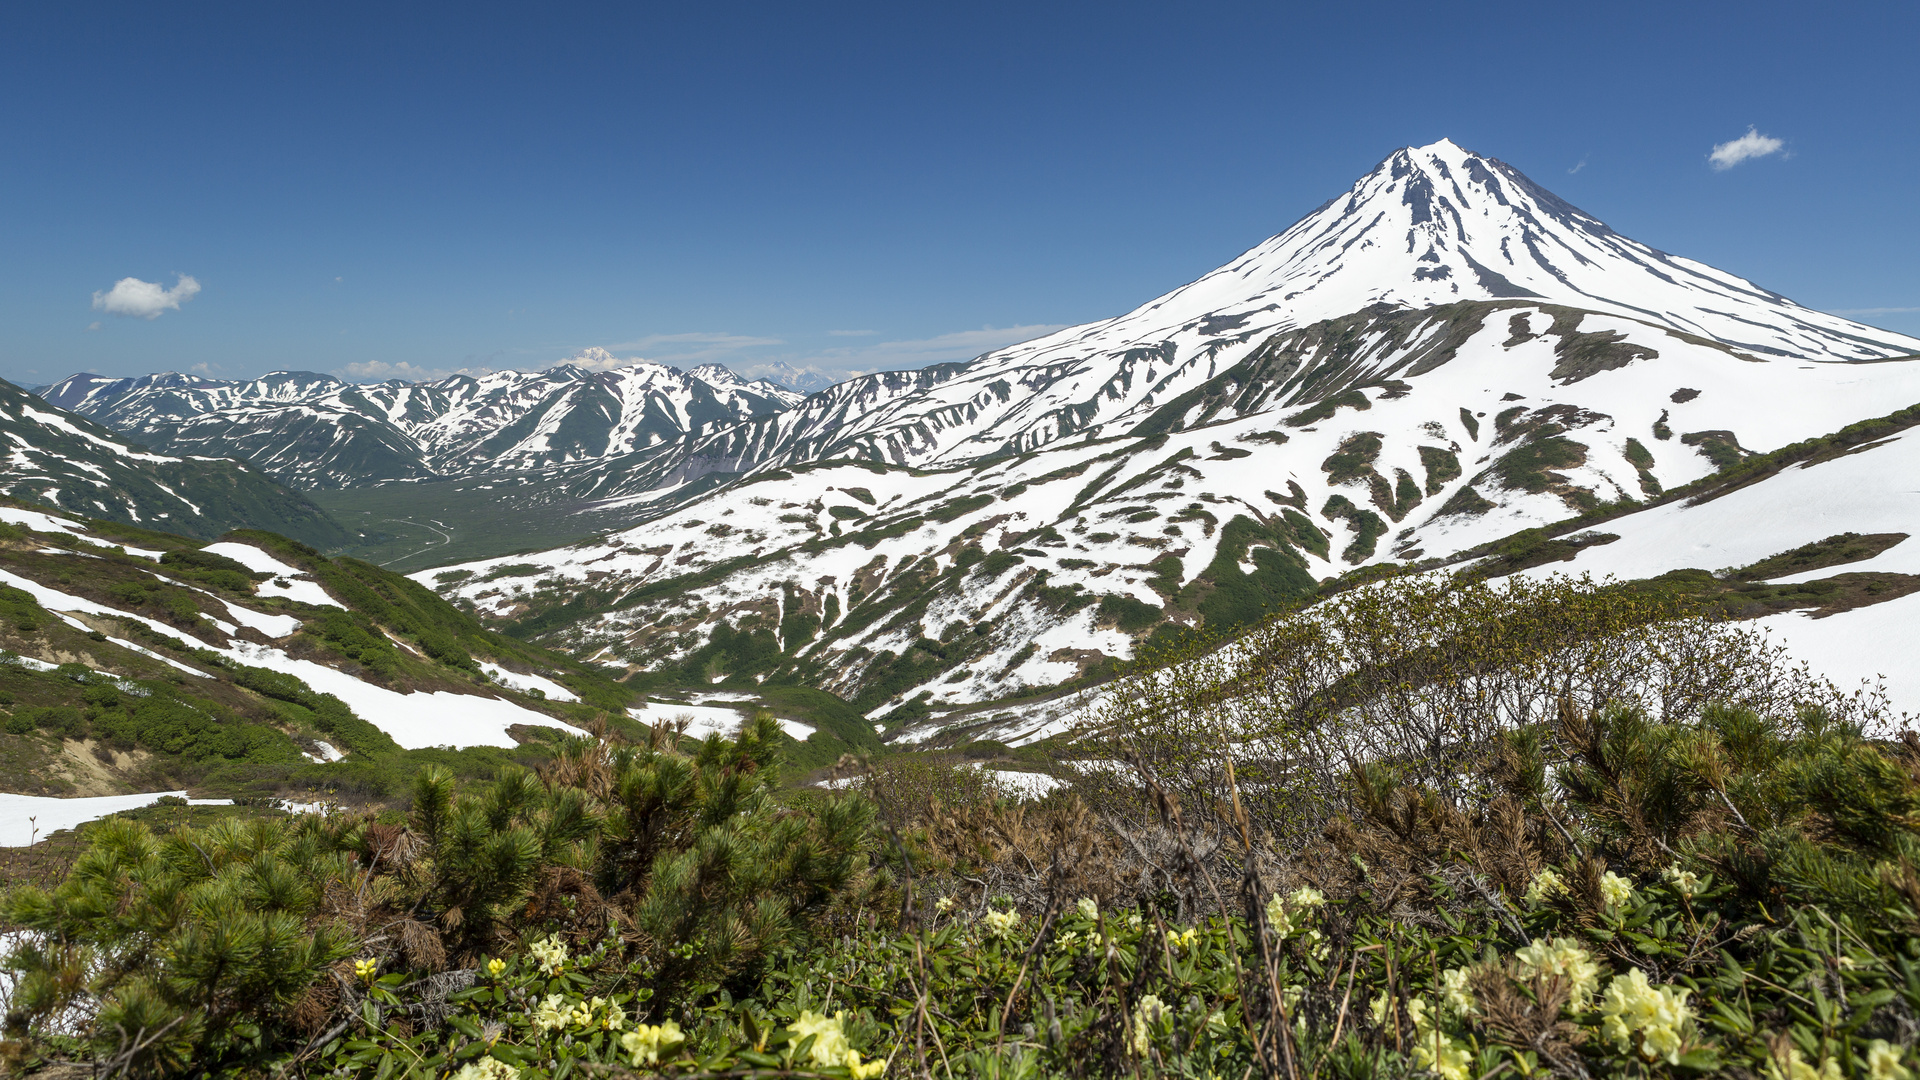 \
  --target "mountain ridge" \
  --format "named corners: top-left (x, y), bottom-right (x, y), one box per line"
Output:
top-left (0, 378), bottom-right (349, 548)
top-left (40, 362), bottom-right (806, 490)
